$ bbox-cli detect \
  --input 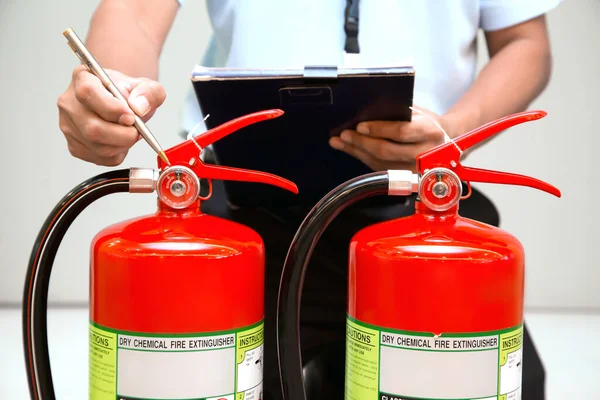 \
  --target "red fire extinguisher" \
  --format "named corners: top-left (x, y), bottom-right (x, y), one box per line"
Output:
top-left (277, 110), bottom-right (561, 400)
top-left (22, 109), bottom-right (298, 400)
